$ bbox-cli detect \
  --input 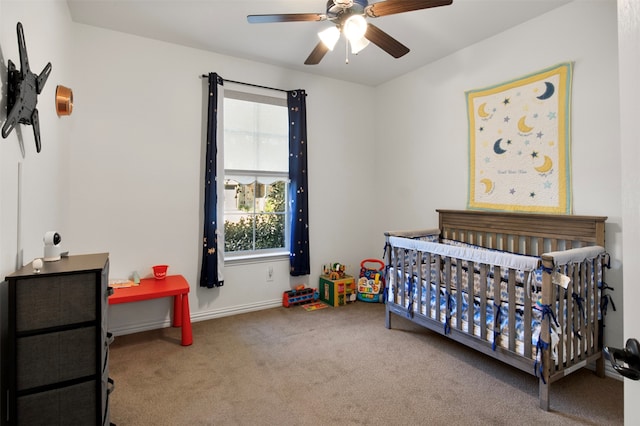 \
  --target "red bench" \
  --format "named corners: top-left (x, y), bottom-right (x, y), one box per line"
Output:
top-left (109, 274), bottom-right (193, 346)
